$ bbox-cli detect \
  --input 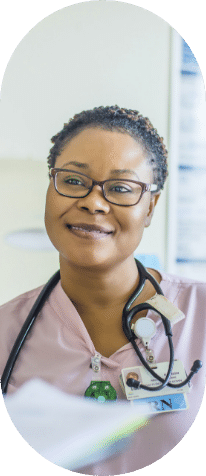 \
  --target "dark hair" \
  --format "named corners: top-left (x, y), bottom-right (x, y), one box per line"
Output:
top-left (47, 105), bottom-right (168, 190)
